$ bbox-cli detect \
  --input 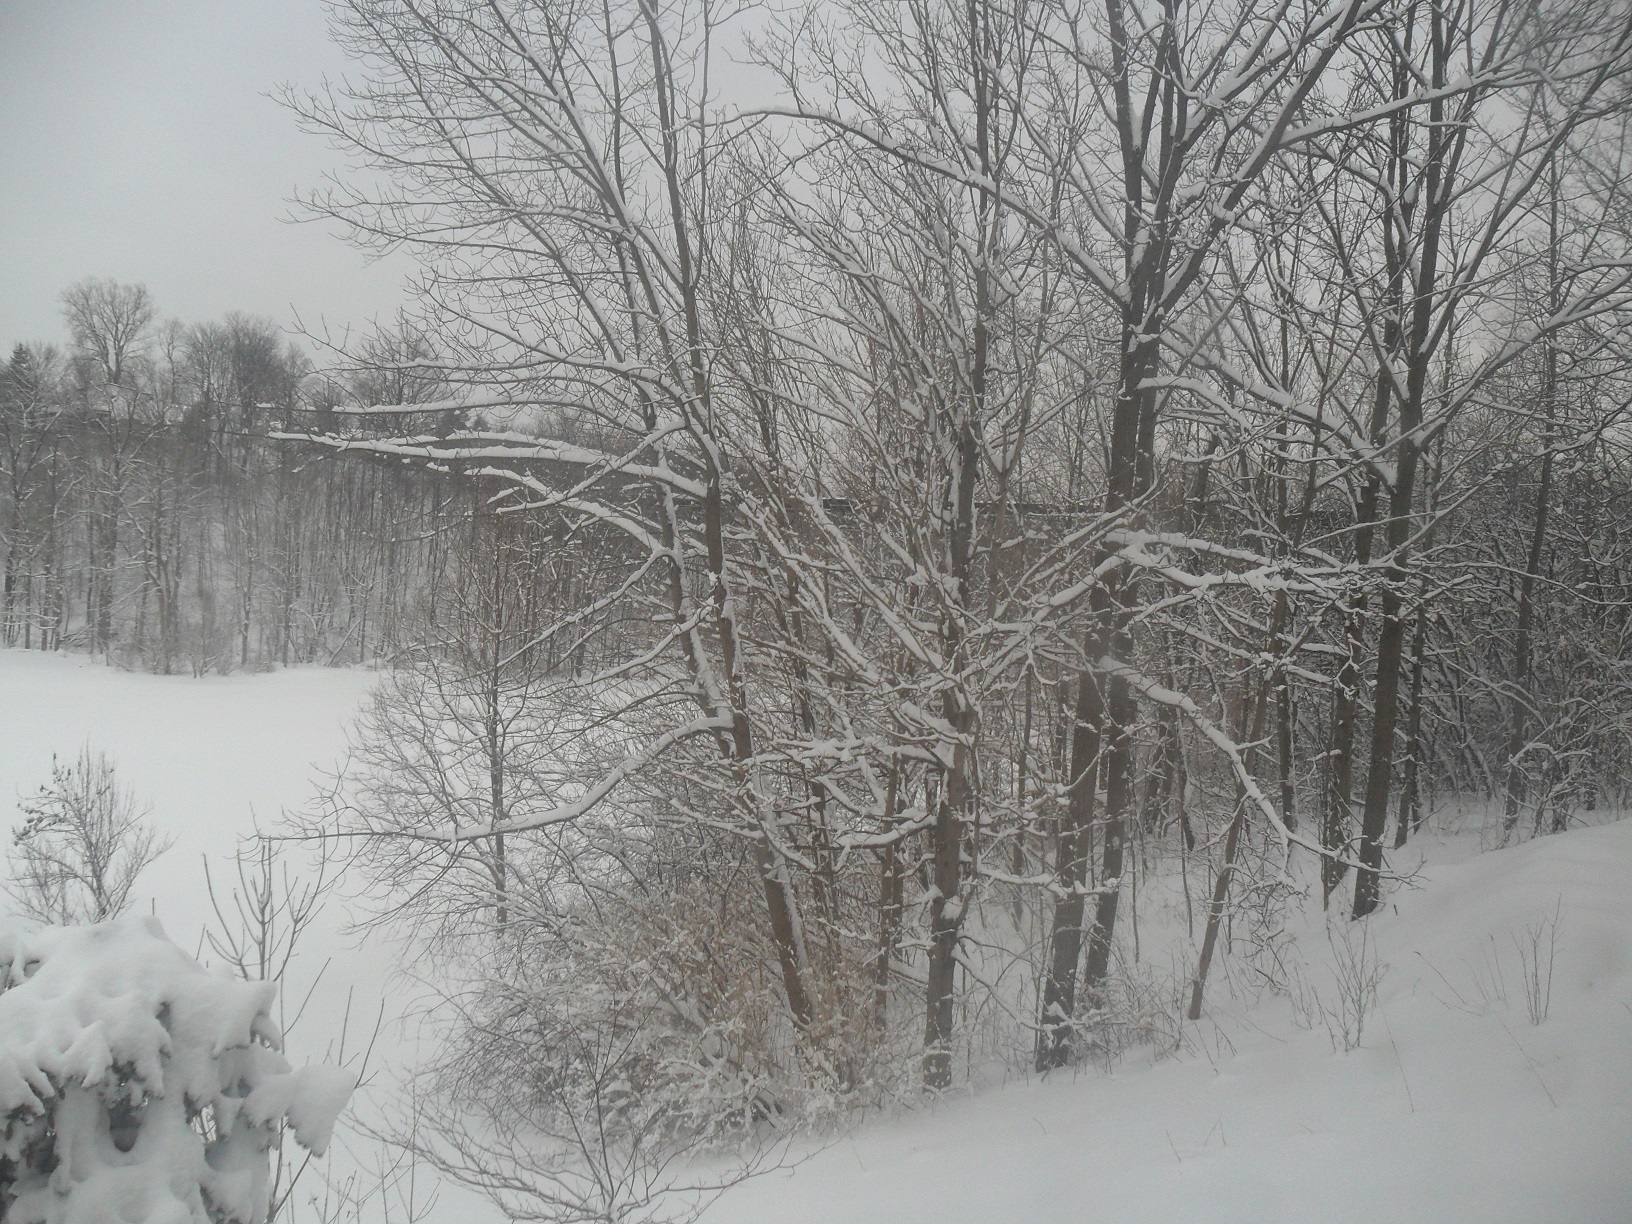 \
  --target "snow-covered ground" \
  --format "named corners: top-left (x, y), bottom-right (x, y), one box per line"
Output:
top-left (0, 650), bottom-right (501, 1221)
top-left (0, 649), bottom-right (373, 944)
top-left (3, 648), bottom-right (1628, 1223)
top-left (712, 822), bottom-right (1632, 1223)
top-left (0, 648), bottom-right (381, 1052)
